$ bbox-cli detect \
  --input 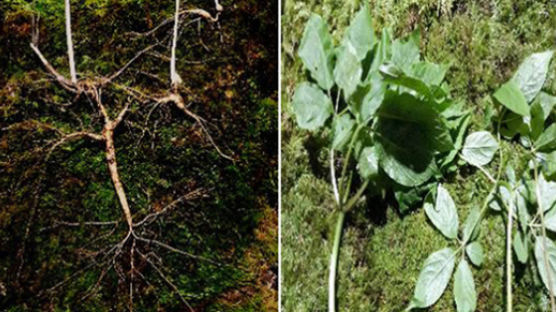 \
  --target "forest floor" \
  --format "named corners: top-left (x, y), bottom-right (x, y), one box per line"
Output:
top-left (281, 0), bottom-right (556, 311)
